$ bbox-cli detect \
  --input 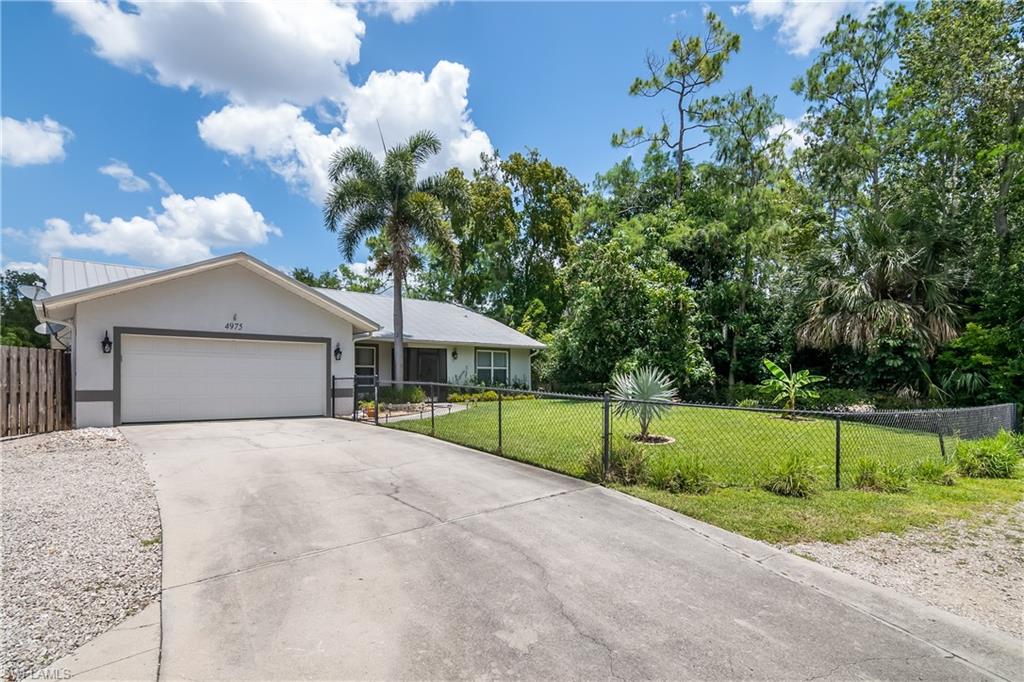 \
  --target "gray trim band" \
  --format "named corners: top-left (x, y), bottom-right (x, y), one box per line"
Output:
top-left (76, 390), bottom-right (115, 402)
top-left (113, 327), bottom-right (332, 426)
